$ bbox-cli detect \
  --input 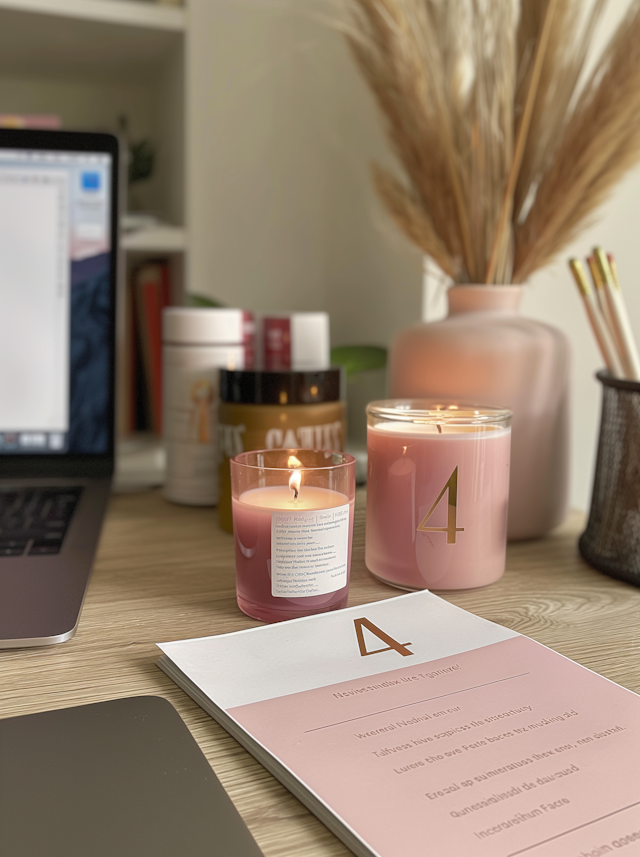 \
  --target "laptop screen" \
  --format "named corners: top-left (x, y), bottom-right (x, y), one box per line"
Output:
top-left (0, 145), bottom-right (114, 456)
